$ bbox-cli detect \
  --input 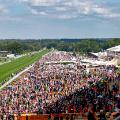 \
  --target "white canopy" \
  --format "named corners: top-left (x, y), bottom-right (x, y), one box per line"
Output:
top-left (81, 58), bottom-right (119, 66)
top-left (90, 52), bottom-right (107, 57)
top-left (107, 45), bottom-right (120, 52)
